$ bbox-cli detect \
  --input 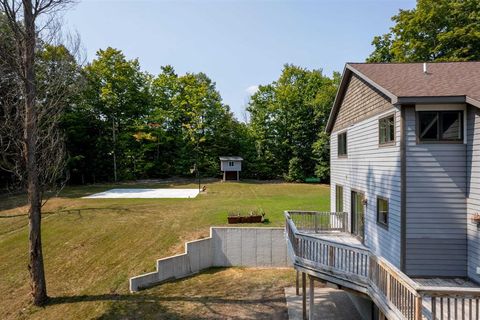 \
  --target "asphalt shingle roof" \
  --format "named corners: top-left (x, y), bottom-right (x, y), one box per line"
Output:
top-left (349, 62), bottom-right (480, 103)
